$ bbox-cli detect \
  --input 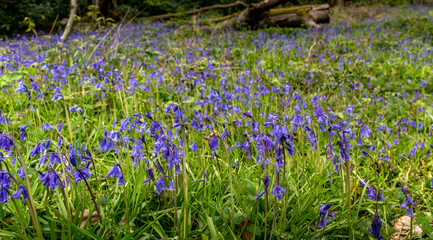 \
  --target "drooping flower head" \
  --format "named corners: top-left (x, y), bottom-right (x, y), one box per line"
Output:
top-left (271, 185), bottom-right (286, 201)
top-left (106, 163), bottom-right (124, 185)
top-left (318, 203), bottom-right (335, 229)
top-left (367, 212), bottom-right (383, 240)
top-left (400, 184), bottom-right (415, 217)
